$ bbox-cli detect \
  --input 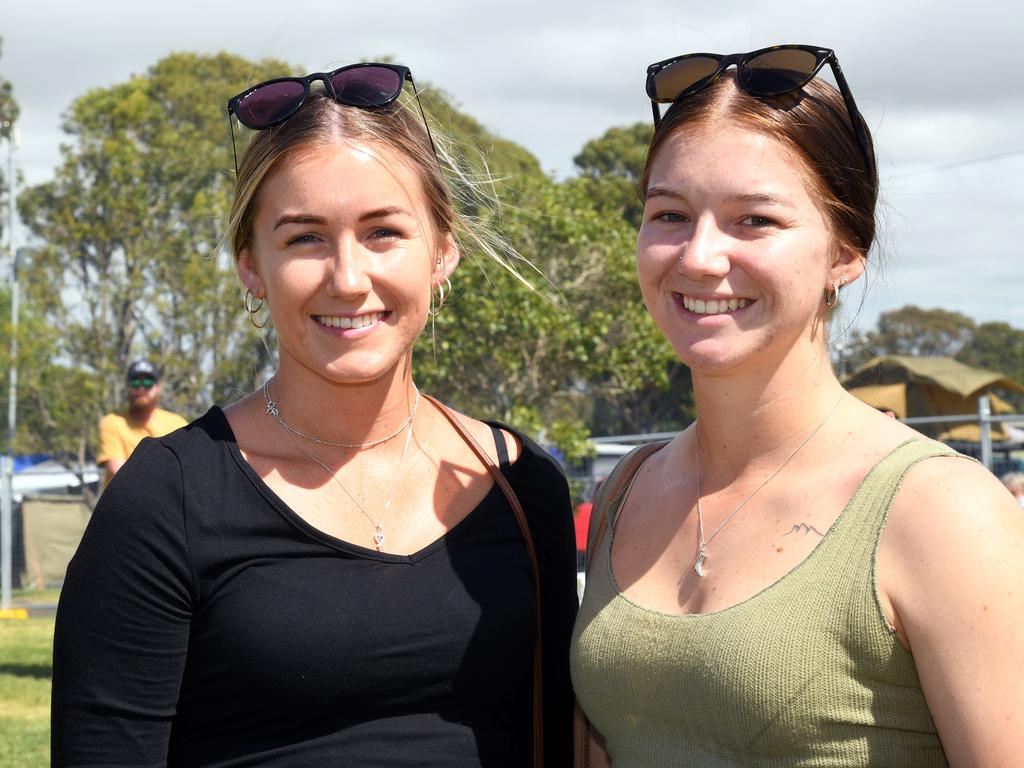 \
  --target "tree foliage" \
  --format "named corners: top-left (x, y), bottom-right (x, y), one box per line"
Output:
top-left (865, 305), bottom-right (976, 358)
top-left (572, 123), bottom-right (651, 229)
top-left (9, 54), bottom-right (679, 472)
top-left (17, 52), bottom-right (292, 464)
top-left (0, 37), bottom-right (19, 246)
